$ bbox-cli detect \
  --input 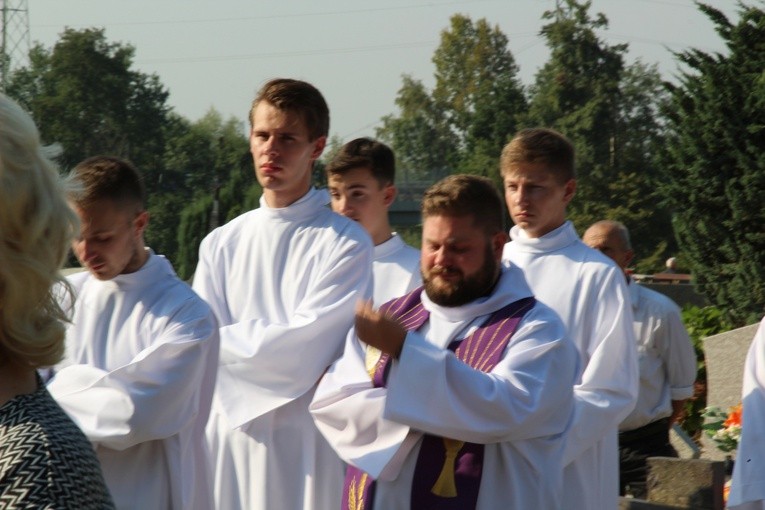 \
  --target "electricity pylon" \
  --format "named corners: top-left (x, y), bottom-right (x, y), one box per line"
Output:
top-left (1, 0), bottom-right (30, 92)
